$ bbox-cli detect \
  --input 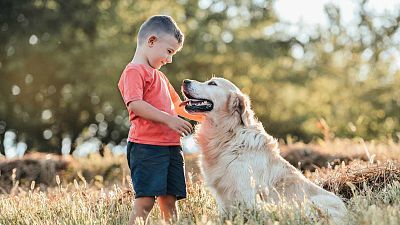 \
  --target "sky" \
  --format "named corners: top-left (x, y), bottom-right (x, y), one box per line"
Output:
top-left (273, 0), bottom-right (400, 26)
top-left (273, 0), bottom-right (400, 71)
